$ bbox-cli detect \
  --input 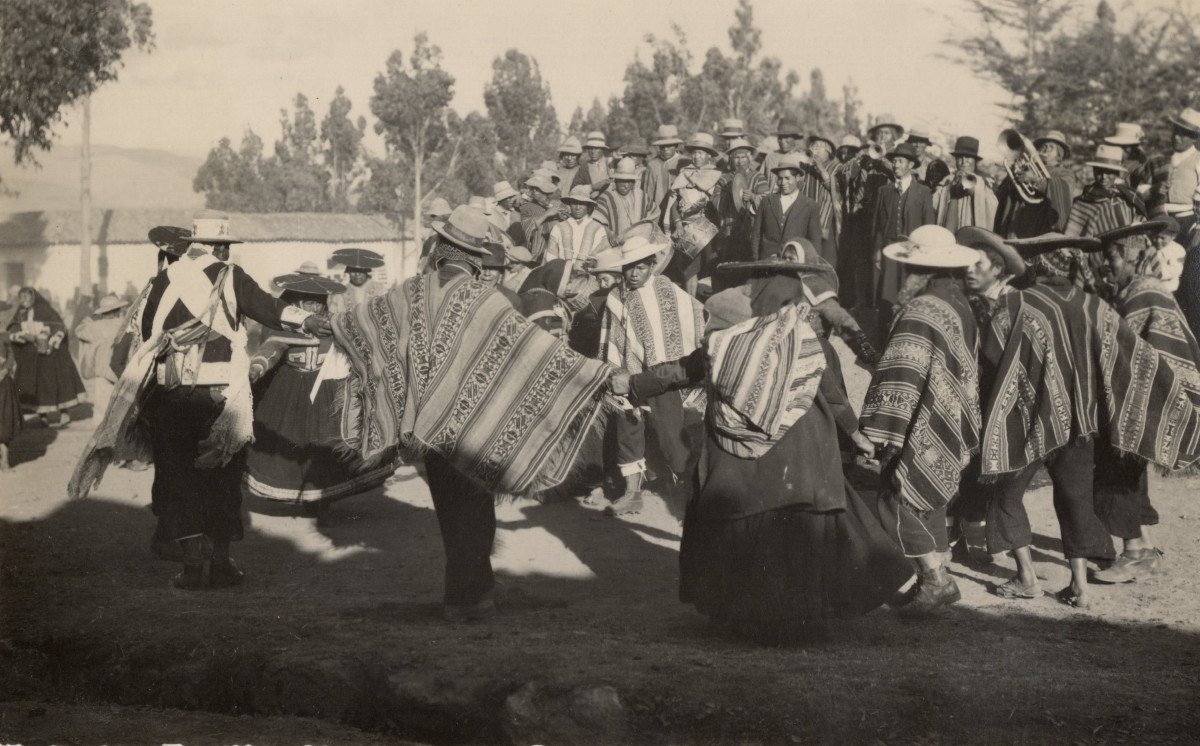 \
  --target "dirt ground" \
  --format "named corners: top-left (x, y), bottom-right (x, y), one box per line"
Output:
top-left (3, 343), bottom-right (1200, 744)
